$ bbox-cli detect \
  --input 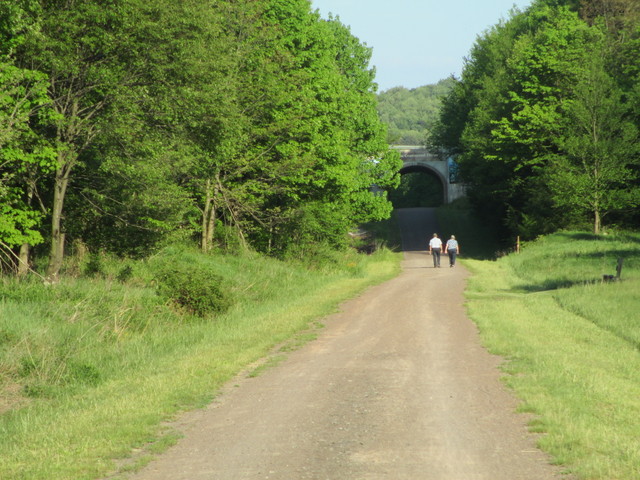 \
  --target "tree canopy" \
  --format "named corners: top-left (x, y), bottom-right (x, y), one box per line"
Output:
top-left (0, 0), bottom-right (401, 275)
top-left (430, 0), bottom-right (640, 238)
